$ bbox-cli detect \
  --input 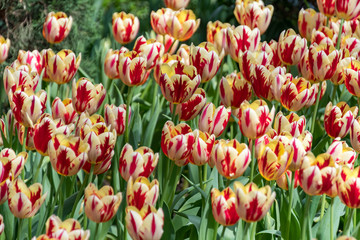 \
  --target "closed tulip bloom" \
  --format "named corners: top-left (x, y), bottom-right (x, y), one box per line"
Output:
top-left (234, 182), bottom-right (276, 222)
top-left (188, 130), bottom-right (215, 166)
top-left (164, 0), bottom-right (190, 10)
top-left (274, 112), bottom-right (306, 138)
top-left (52, 97), bottom-right (78, 125)
top-left (198, 103), bottom-right (231, 138)
top-left (176, 44), bottom-right (191, 65)
top-left (211, 187), bottom-right (239, 226)
top-left (119, 144), bottom-right (159, 181)
top-left (104, 47), bottom-right (129, 79)
top-left (238, 49), bottom-right (272, 82)
top-left (211, 139), bottom-right (251, 179)
top-left (118, 51), bottom-right (148, 86)
top-left (276, 170), bottom-right (300, 190)
top-left (0, 35), bottom-right (10, 64)
top-left (3, 66), bottom-right (39, 95)
top-left (238, 100), bottom-right (275, 139)
top-left (8, 178), bottom-right (47, 218)
top-left (261, 40), bottom-right (282, 67)
top-left (299, 152), bottom-right (338, 197)
top-left (298, 8), bottom-right (326, 40)
top-left (15, 50), bottom-right (43, 74)
top-left (84, 183), bottom-right (122, 223)
top-left (278, 29), bottom-right (307, 66)
top-left (104, 104), bottom-right (131, 136)
top-left (270, 69), bottom-right (289, 101)
top-left (344, 37), bottom-right (360, 59)
top-left (133, 36), bottom-right (165, 70)
top-left (250, 64), bottom-right (278, 101)
top-left (166, 9), bottom-right (200, 41)
top-left (330, 57), bottom-right (354, 85)
top-left (159, 61), bottom-right (201, 104)
top-left (298, 49), bottom-right (315, 82)
top-left (42, 11), bottom-right (72, 43)
top-left (280, 76), bottom-right (312, 111)
top-left (324, 102), bottom-right (358, 138)
top-left (305, 81), bottom-right (327, 108)
top-left (345, 59), bottom-right (360, 97)
top-left (156, 34), bottom-right (178, 54)
top-left (228, 25), bottom-right (260, 62)
top-left (150, 8), bottom-right (174, 35)
top-left (35, 215), bottom-right (90, 240)
top-left (335, 0), bottom-right (360, 20)
top-left (161, 121), bottom-right (195, 166)
top-left (127, 177), bottom-right (159, 209)
top-left (43, 49), bottom-right (81, 84)
top-left (207, 21), bottom-right (234, 55)
top-left (72, 78), bottom-right (106, 115)
top-left (48, 134), bottom-right (89, 176)
top-left (350, 116), bottom-right (360, 153)
top-left (327, 139), bottom-right (356, 168)
top-left (82, 157), bottom-right (112, 176)
top-left (126, 205), bottom-right (164, 240)
top-left (336, 166), bottom-right (360, 208)
top-left (112, 12), bottom-right (139, 44)
top-left (317, 0), bottom-right (335, 16)
top-left (219, 71), bottom-right (252, 108)
top-left (234, 0), bottom-right (274, 35)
